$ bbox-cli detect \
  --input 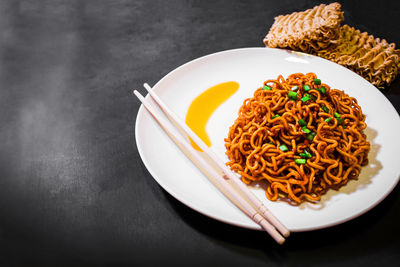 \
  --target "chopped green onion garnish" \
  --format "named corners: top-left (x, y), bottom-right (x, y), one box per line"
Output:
top-left (337, 118), bottom-right (343, 125)
top-left (319, 86), bottom-right (326, 94)
top-left (288, 91), bottom-right (297, 100)
top-left (263, 85), bottom-right (272, 90)
top-left (325, 117), bottom-right (332, 123)
top-left (291, 86), bottom-right (299, 91)
top-left (334, 112), bottom-right (341, 118)
top-left (279, 144), bottom-right (289, 152)
top-left (301, 95), bottom-right (310, 102)
top-left (309, 94), bottom-right (316, 101)
top-left (302, 126), bottom-right (311, 134)
top-left (303, 85), bottom-right (311, 91)
top-left (271, 114), bottom-right (280, 119)
top-left (299, 150), bottom-right (312, 158)
top-left (295, 159), bottom-right (306, 164)
top-left (307, 132), bottom-right (317, 142)
top-left (322, 106), bottom-right (329, 113)
top-left (298, 119), bottom-right (307, 126)
top-left (314, 79), bottom-right (321, 85)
